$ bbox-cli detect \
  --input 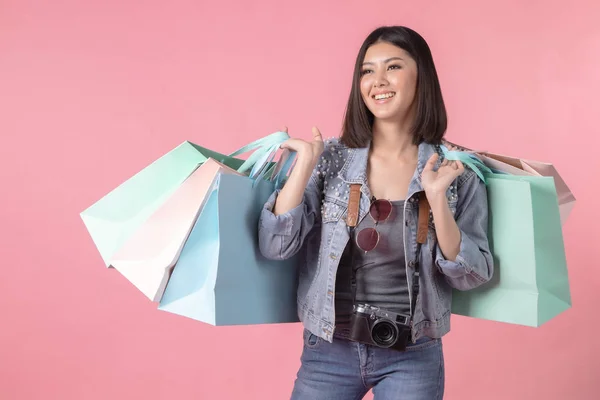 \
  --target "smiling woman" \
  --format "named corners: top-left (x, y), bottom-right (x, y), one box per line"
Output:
top-left (258, 25), bottom-right (493, 400)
